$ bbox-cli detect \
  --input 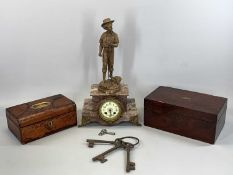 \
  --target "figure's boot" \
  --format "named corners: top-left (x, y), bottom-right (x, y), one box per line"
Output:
top-left (103, 72), bottom-right (106, 81)
top-left (109, 71), bottom-right (113, 79)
